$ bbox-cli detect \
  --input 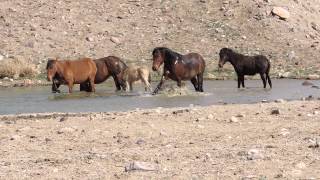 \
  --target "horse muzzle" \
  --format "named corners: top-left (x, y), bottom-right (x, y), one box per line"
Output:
top-left (47, 76), bottom-right (52, 82)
